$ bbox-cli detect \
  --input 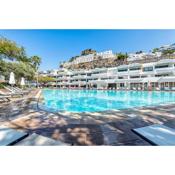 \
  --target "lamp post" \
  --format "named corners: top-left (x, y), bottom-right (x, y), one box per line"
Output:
top-left (36, 71), bottom-right (39, 88)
